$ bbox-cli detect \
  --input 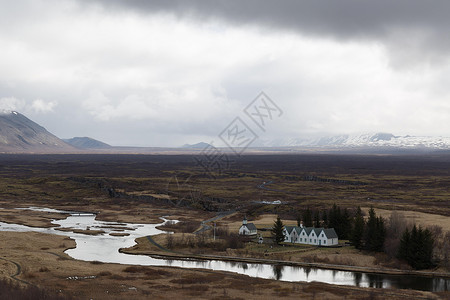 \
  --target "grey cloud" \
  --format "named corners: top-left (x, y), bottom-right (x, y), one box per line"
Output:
top-left (81, 0), bottom-right (450, 69)
top-left (85, 1), bottom-right (450, 49)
